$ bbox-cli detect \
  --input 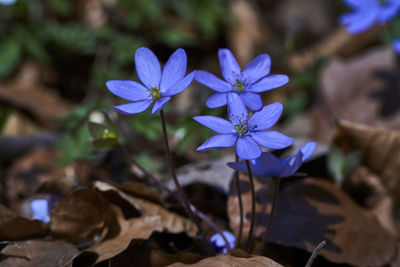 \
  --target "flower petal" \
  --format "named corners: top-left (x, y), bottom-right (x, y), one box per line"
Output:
top-left (227, 159), bottom-right (267, 176)
top-left (257, 152), bottom-right (282, 176)
top-left (227, 93), bottom-right (247, 125)
top-left (242, 54), bottom-right (271, 83)
top-left (378, 3), bottom-right (400, 23)
top-left (206, 93), bottom-right (228, 108)
top-left (218, 48), bottom-right (241, 83)
top-left (113, 100), bottom-right (152, 114)
top-left (151, 97), bottom-right (171, 113)
top-left (195, 71), bottom-right (232, 92)
top-left (106, 80), bottom-right (150, 101)
top-left (236, 136), bottom-right (261, 160)
top-left (239, 92), bottom-right (262, 111)
top-left (160, 48), bottom-right (187, 91)
top-left (197, 134), bottom-right (237, 151)
top-left (339, 9), bottom-right (378, 34)
top-left (279, 152), bottom-right (303, 178)
top-left (393, 39), bottom-right (400, 54)
top-left (248, 103), bottom-right (283, 130)
top-left (135, 47), bottom-right (161, 88)
top-left (164, 71), bottom-right (195, 96)
top-left (300, 141), bottom-right (316, 161)
top-left (249, 75), bottom-right (289, 93)
top-left (193, 116), bottom-right (234, 134)
top-left (251, 131), bottom-right (293, 149)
